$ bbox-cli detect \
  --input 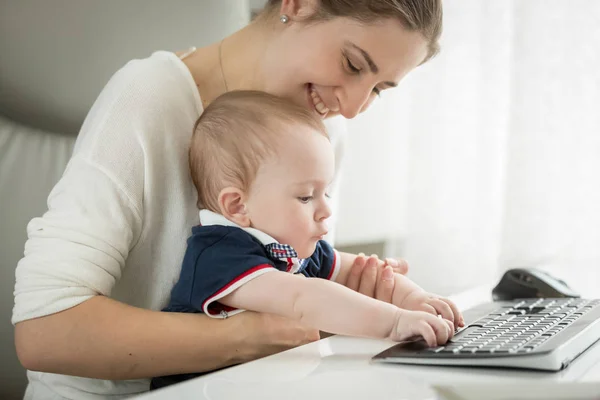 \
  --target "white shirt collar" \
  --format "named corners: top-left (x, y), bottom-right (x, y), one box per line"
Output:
top-left (199, 210), bottom-right (307, 273)
top-left (199, 209), bottom-right (279, 246)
